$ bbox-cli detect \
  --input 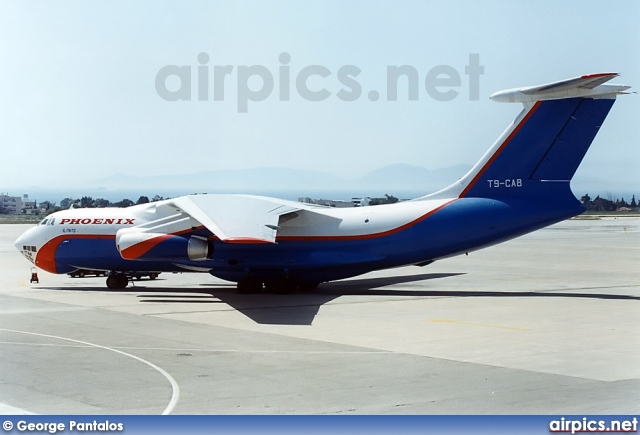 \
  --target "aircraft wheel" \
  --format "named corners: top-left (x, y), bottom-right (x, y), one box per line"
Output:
top-left (237, 277), bottom-right (263, 294)
top-left (78, 270), bottom-right (85, 278)
top-left (116, 274), bottom-right (129, 289)
top-left (107, 274), bottom-right (128, 290)
top-left (106, 276), bottom-right (119, 289)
